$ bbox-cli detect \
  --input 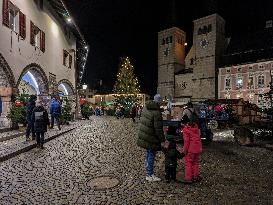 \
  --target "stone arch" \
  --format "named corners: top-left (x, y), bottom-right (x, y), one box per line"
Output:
top-left (0, 53), bottom-right (16, 127)
top-left (57, 79), bottom-right (75, 96)
top-left (17, 63), bottom-right (49, 95)
top-left (0, 53), bottom-right (16, 88)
